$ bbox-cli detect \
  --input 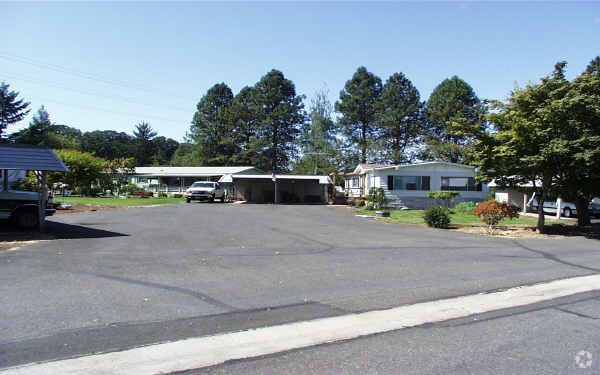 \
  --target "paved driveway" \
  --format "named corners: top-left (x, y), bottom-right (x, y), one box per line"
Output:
top-left (1, 203), bottom-right (599, 367)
